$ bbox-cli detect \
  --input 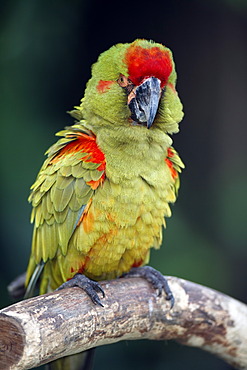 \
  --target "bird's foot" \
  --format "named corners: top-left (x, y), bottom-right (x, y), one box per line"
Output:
top-left (122, 266), bottom-right (174, 309)
top-left (56, 273), bottom-right (105, 307)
